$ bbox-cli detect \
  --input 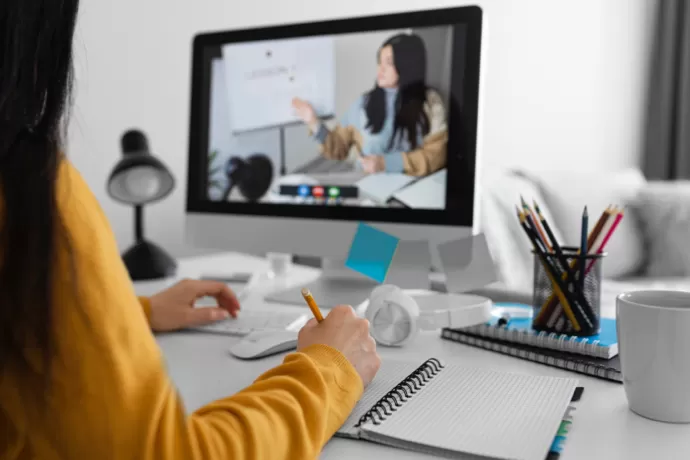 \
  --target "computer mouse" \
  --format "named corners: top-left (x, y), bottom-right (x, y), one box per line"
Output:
top-left (229, 330), bottom-right (299, 360)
